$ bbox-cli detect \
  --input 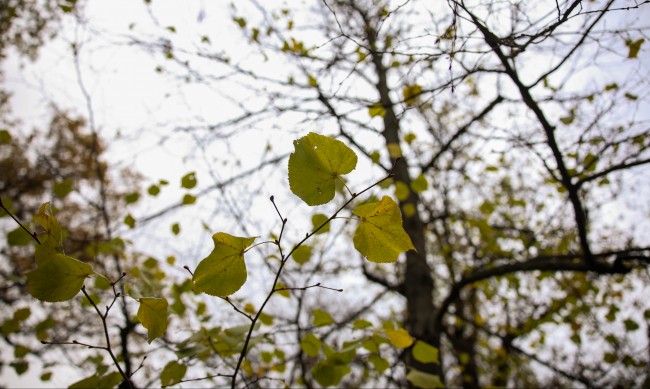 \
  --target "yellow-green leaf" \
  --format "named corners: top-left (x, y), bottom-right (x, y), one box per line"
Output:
top-left (313, 309), bottom-right (334, 327)
top-left (181, 172), bottom-right (197, 189)
top-left (300, 333), bottom-right (322, 357)
top-left (368, 354), bottom-right (390, 373)
top-left (410, 174), bottom-right (428, 193)
top-left (0, 129), bottom-right (11, 144)
top-left (137, 297), bottom-right (169, 343)
top-left (412, 340), bottom-right (439, 364)
top-left (368, 102), bottom-right (385, 118)
top-left (161, 360), bottom-right (187, 387)
top-left (33, 203), bottom-right (63, 248)
top-left (307, 74), bottom-right (319, 87)
top-left (386, 328), bottom-right (413, 349)
top-left (394, 181), bottom-right (410, 201)
top-left (182, 194), bottom-right (196, 205)
top-left (292, 245), bottom-right (312, 265)
top-left (53, 179), bottom-right (74, 198)
top-left (406, 369), bottom-right (444, 389)
top-left (626, 38), bottom-right (644, 59)
top-left (353, 196), bottom-right (415, 263)
top-left (192, 233), bottom-right (256, 297)
top-left (7, 227), bottom-right (32, 246)
top-left (288, 132), bottom-right (357, 206)
top-left (27, 246), bottom-right (94, 302)
top-left (311, 213), bottom-right (330, 234)
top-left (124, 214), bottom-right (135, 229)
top-left (402, 84), bottom-right (422, 106)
